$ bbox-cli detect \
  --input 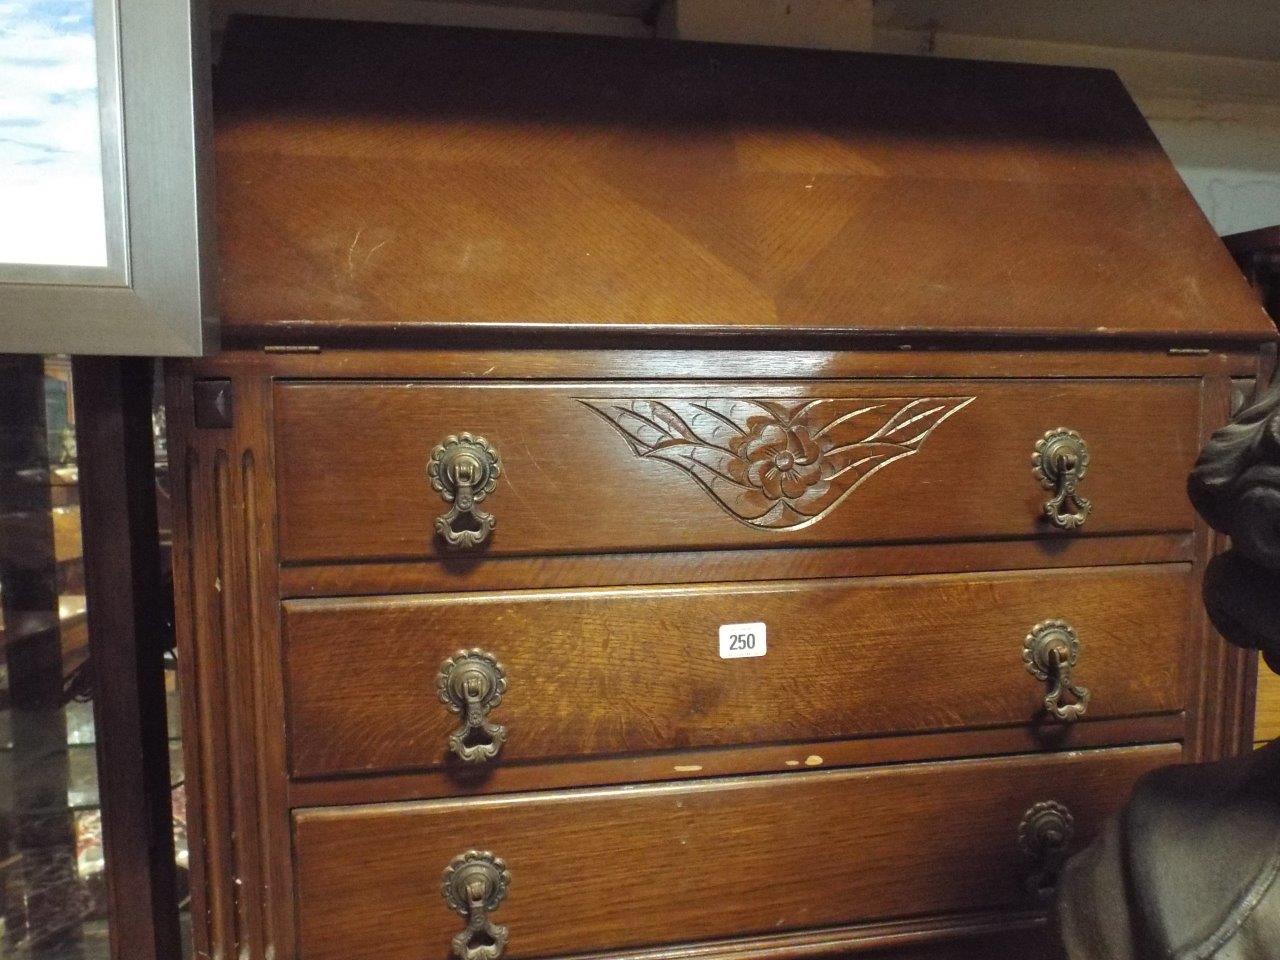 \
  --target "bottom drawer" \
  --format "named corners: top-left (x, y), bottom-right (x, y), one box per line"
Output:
top-left (764, 922), bottom-right (1060, 960)
top-left (294, 745), bottom-right (1174, 960)
top-left (842, 927), bottom-right (1059, 960)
